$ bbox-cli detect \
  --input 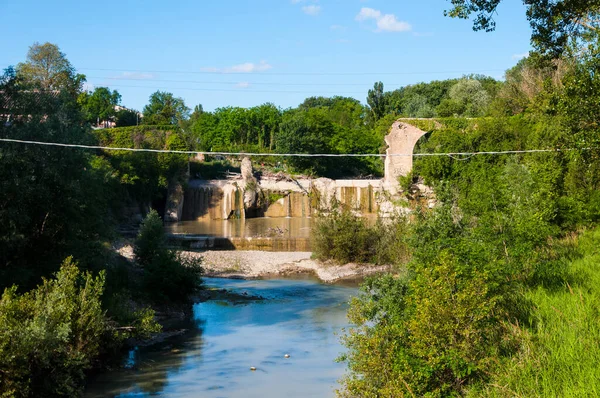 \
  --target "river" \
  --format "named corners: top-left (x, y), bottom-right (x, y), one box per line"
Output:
top-left (85, 277), bottom-right (358, 398)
